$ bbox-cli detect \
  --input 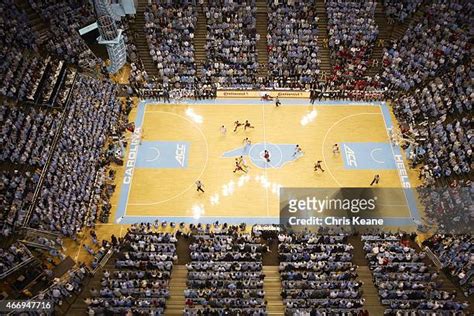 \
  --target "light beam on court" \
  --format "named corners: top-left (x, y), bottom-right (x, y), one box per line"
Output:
top-left (192, 204), bottom-right (204, 219)
top-left (210, 193), bottom-right (220, 205)
top-left (300, 110), bottom-right (317, 126)
top-left (211, 176), bottom-right (249, 205)
top-left (238, 174), bottom-right (250, 187)
top-left (185, 108), bottom-right (203, 124)
top-left (222, 180), bottom-right (235, 196)
top-left (255, 174), bottom-right (281, 196)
